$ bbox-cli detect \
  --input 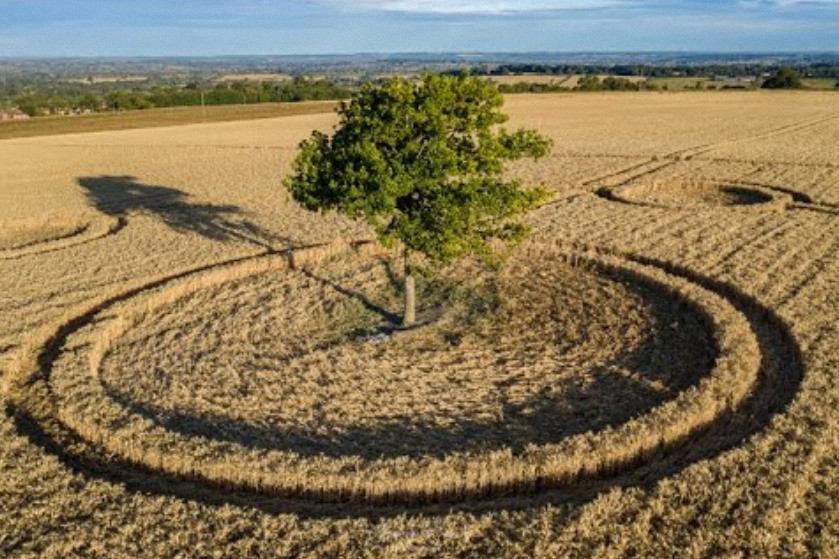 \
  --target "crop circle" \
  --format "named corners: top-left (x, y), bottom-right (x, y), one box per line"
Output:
top-left (9, 241), bottom-right (759, 504)
top-left (598, 178), bottom-right (792, 211)
top-left (94, 251), bottom-right (713, 461)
